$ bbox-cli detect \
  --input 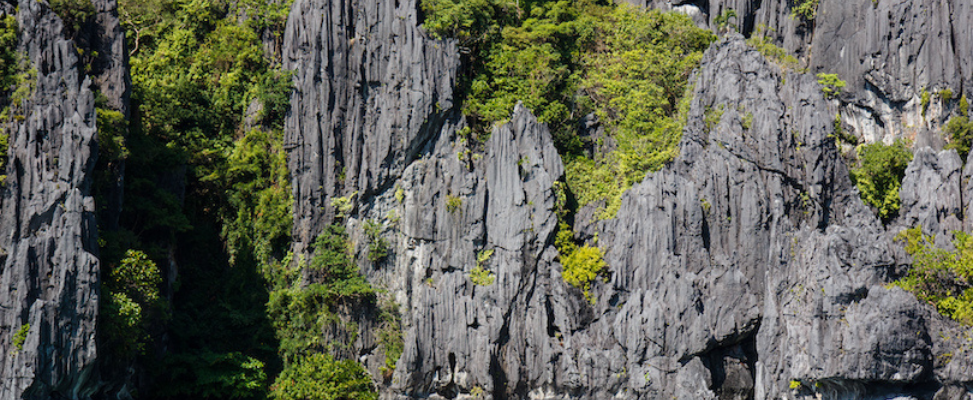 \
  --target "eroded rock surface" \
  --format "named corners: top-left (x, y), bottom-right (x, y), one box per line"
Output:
top-left (282, 0), bottom-right (460, 254)
top-left (635, 0), bottom-right (973, 145)
top-left (0, 1), bottom-right (101, 398)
